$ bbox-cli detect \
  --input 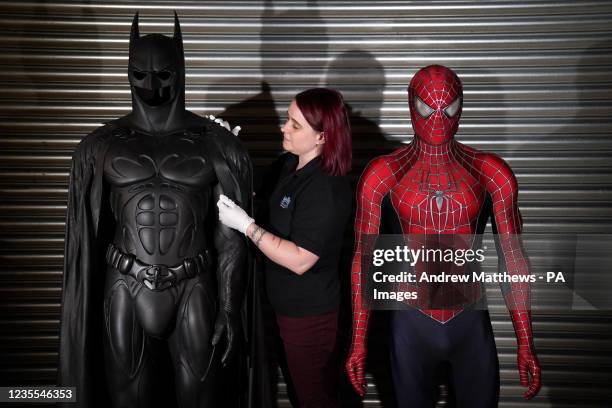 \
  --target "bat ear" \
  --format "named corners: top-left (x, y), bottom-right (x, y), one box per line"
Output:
top-left (129, 12), bottom-right (139, 56)
top-left (173, 11), bottom-right (184, 58)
